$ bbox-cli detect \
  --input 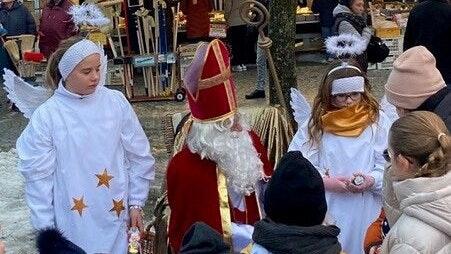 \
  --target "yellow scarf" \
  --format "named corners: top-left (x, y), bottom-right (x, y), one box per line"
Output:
top-left (322, 103), bottom-right (375, 137)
